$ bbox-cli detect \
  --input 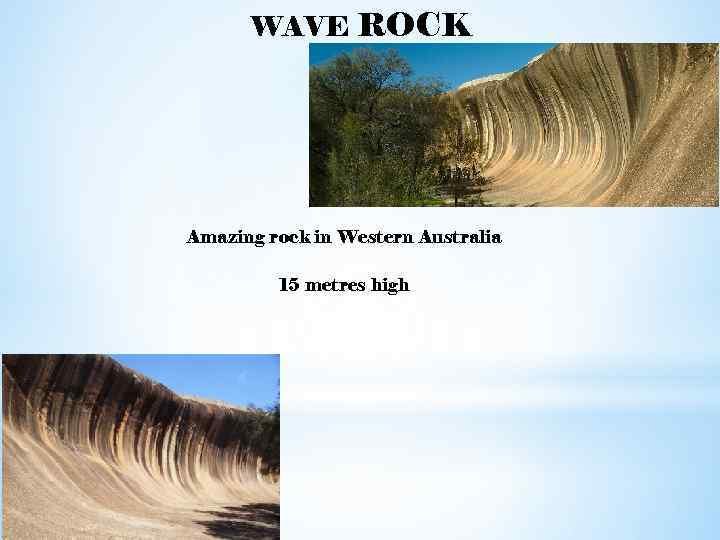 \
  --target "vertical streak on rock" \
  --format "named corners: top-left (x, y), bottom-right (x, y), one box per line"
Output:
top-left (454, 43), bottom-right (719, 206)
top-left (2, 355), bottom-right (278, 507)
